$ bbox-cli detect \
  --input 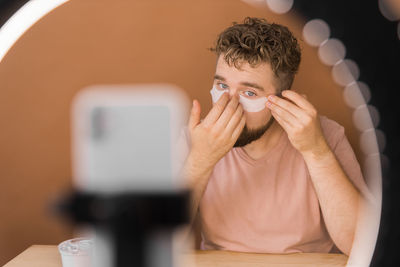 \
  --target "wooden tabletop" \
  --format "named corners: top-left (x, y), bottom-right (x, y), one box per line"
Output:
top-left (3, 245), bottom-right (348, 267)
